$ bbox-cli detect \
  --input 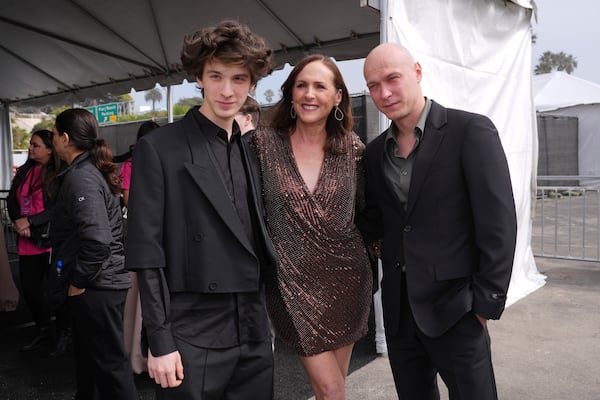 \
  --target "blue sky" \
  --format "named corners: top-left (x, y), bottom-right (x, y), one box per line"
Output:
top-left (131, 1), bottom-right (597, 111)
